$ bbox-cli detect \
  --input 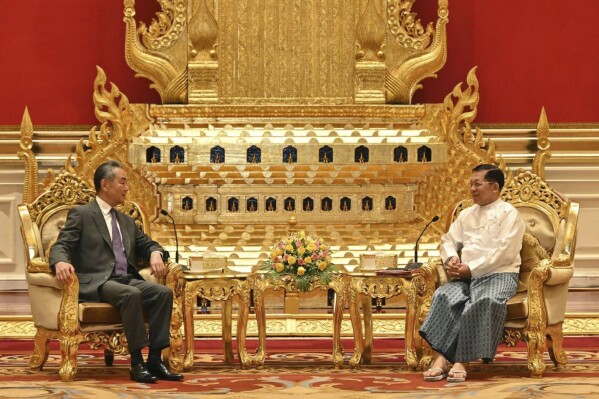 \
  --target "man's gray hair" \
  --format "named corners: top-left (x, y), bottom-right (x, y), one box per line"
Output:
top-left (93, 160), bottom-right (122, 192)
